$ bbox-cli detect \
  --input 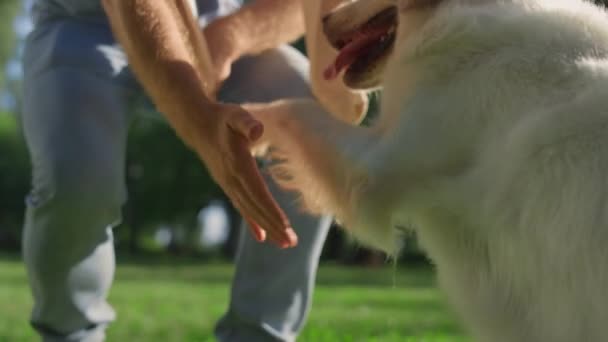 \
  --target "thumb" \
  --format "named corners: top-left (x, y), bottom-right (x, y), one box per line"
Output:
top-left (227, 109), bottom-right (264, 142)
